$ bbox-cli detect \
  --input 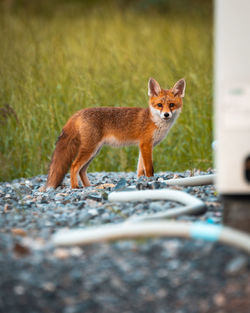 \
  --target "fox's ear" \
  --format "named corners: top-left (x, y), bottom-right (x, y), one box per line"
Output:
top-left (148, 78), bottom-right (161, 97)
top-left (172, 79), bottom-right (186, 98)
